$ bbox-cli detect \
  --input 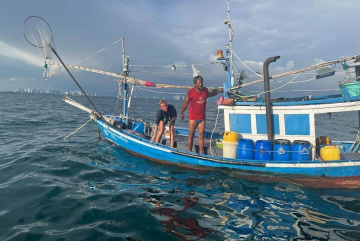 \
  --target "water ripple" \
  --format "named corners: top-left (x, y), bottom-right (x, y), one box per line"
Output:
top-left (45, 221), bottom-right (103, 235)
top-left (1, 93), bottom-right (360, 241)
